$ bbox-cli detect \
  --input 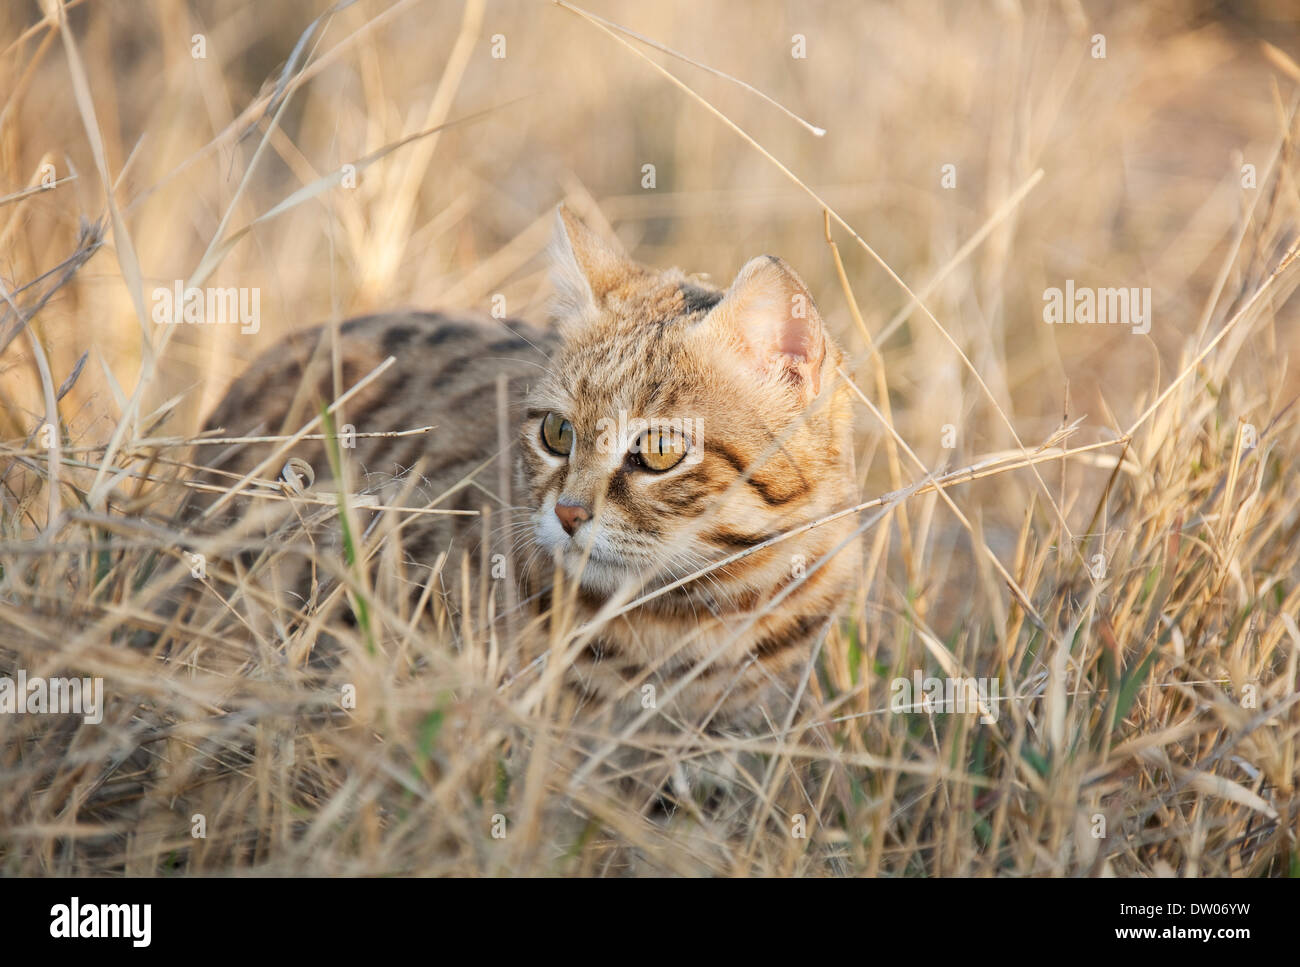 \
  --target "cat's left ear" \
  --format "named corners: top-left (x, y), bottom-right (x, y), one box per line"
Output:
top-left (702, 255), bottom-right (827, 402)
top-left (549, 205), bottom-right (634, 315)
